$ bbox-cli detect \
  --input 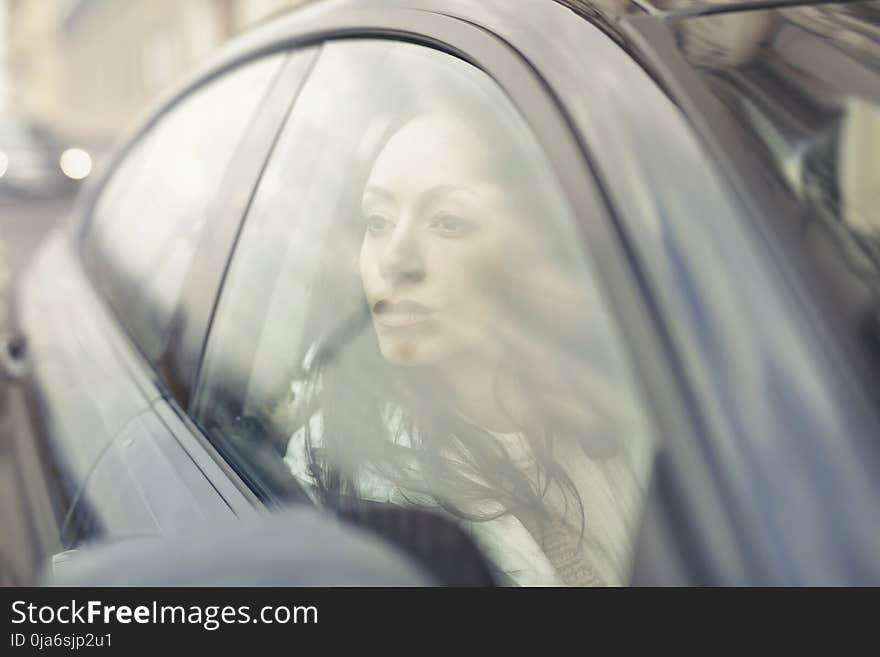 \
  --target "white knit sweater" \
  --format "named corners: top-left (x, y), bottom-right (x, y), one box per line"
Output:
top-left (284, 407), bottom-right (652, 586)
